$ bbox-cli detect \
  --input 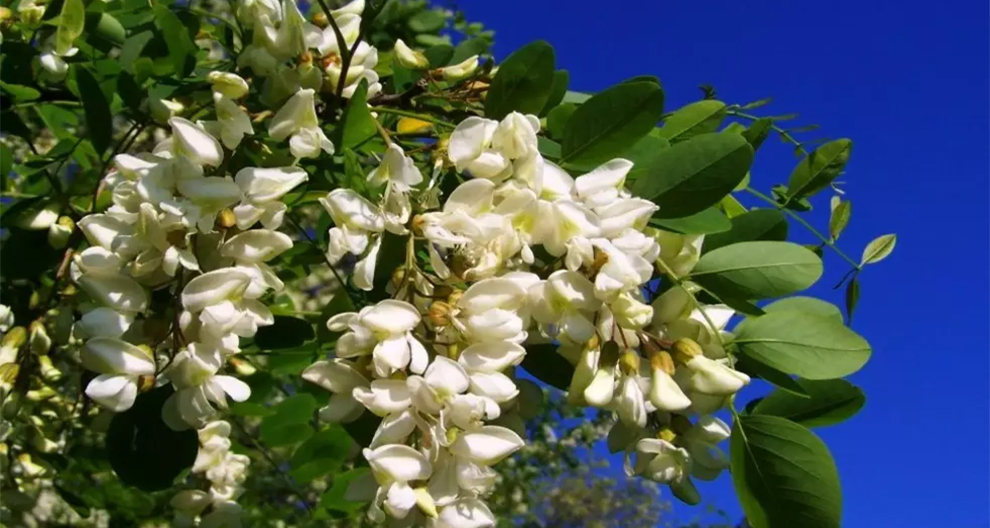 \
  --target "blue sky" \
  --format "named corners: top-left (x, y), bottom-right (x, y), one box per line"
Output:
top-left (461, 1), bottom-right (990, 526)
